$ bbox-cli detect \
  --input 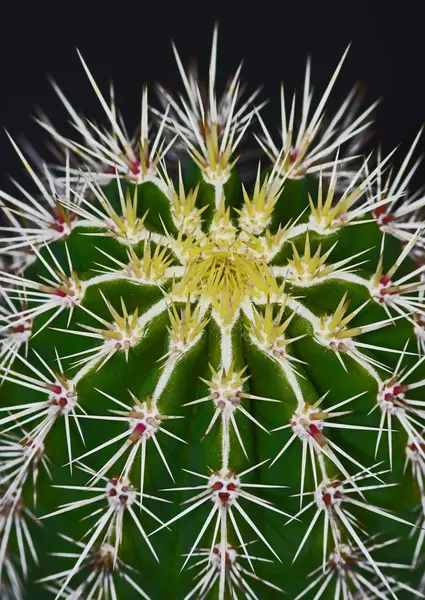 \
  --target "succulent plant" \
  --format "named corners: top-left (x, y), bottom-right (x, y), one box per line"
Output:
top-left (1, 26), bottom-right (425, 600)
